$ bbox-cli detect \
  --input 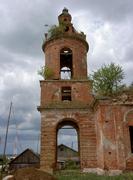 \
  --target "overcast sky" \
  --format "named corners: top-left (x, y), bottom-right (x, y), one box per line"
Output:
top-left (0, 0), bottom-right (133, 155)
